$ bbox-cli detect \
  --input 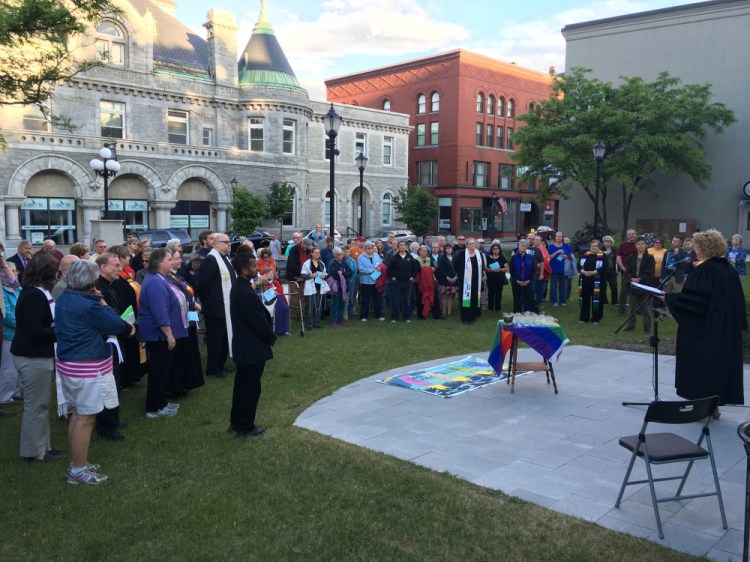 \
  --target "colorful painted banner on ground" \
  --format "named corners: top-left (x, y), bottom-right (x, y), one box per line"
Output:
top-left (377, 356), bottom-right (522, 398)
